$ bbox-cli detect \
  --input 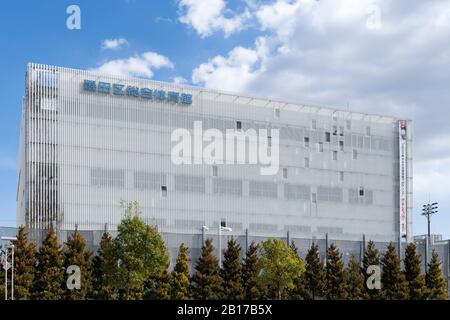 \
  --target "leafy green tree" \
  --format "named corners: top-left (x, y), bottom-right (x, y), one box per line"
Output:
top-left (91, 232), bottom-right (116, 299)
top-left (221, 237), bottom-right (244, 300)
top-left (191, 238), bottom-right (223, 300)
top-left (304, 242), bottom-right (326, 300)
top-left (144, 270), bottom-right (171, 300)
top-left (426, 250), bottom-right (448, 300)
top-left (403, 242), bottom-right (428, 300)
top-left (33, 228), bottom-right (65, 300)
top-left (257, 239), bottom-right (304, 300)
top-left (170, 243), bottom-right (190, 300)
top-left (12, 225), bottom-right (36, 300)
top-left (112, 201), bottom-right (170, 300)
top-left (344, 254), bottom-right (367, 300)
top-left (242, 242), bottom-right (261, 300)
top-left (326, 243), bottom-right (347, 299)
top-left (63, 229), bottom-right (92, 300)
top-left (381, 242), bottom-right (408, 300)
top-left (362, 240), bottom-right (383, 299)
